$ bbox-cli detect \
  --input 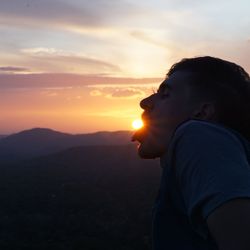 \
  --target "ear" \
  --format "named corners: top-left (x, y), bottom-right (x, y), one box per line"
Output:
top-left (191, 102), bottom-right (216, 120)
